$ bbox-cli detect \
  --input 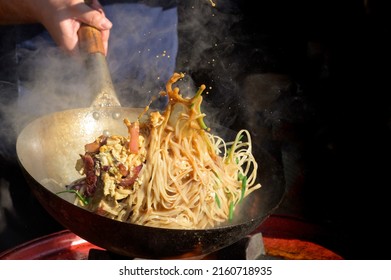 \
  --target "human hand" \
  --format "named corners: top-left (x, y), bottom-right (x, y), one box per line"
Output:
top-left (27, 0), bottom-right (112, 55)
